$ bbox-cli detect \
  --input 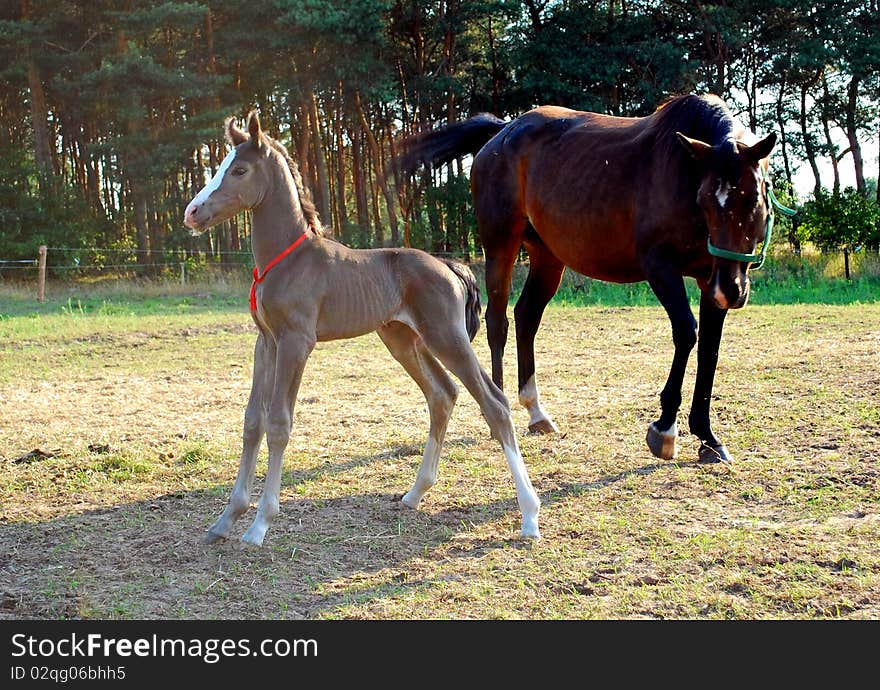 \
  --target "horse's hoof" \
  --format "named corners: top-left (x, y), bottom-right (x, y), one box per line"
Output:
top-left (528, 418), bottom-right (559, 435)
top-left (698, 442), bottom-right (733, 464)
top-left (646, 423), bottom-right (677, 460)
top-left (203, 529), bottom-right (227, 545)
